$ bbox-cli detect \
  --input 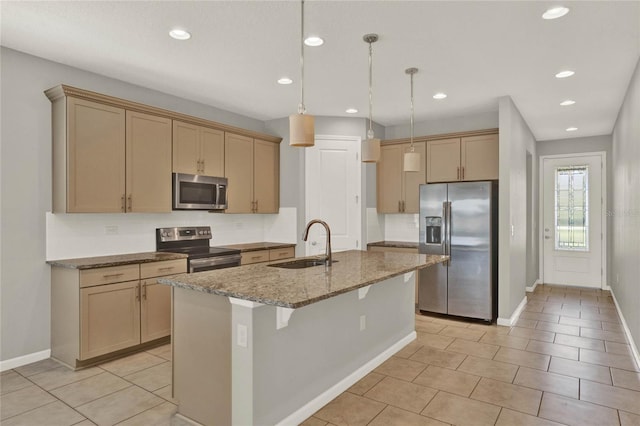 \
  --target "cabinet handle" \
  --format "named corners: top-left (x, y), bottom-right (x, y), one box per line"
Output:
top-left (127, 194), bottom-right (132, 212)
top-left (135, 285), bottom-right (140, 301)
top-left (251, 255), bottom-right (262, 260)
top-left (201, 159), bottom-right (205, 173)
top-left (142, 283), bottom-right (147, 300)
top-left (102, 273), bottom-right (124, 278)
top-left (278, 252), bottom-right (288, 257)
top-left (402, 201), bottom-right (406, 212)
top-left (121, 195), bottom-right (125, 212)
top-left (457, 167), bottom-right (460, 180)
top-left (158, 266), bottom-right (174, 271)
top-left (398, 201), bottom-right (402, 213)
top-left (462, 166), bottom-right (465, 180)
top-left (255, 200), bottom-right (258, 213)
